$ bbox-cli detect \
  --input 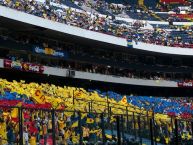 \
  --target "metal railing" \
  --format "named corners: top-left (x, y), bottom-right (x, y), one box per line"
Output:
top-left (0, 104), bottom-right (193, 145)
